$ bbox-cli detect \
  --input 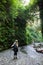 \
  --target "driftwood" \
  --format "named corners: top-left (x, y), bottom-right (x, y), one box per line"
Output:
top-left (36, 48), bottom-right (43, 53)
